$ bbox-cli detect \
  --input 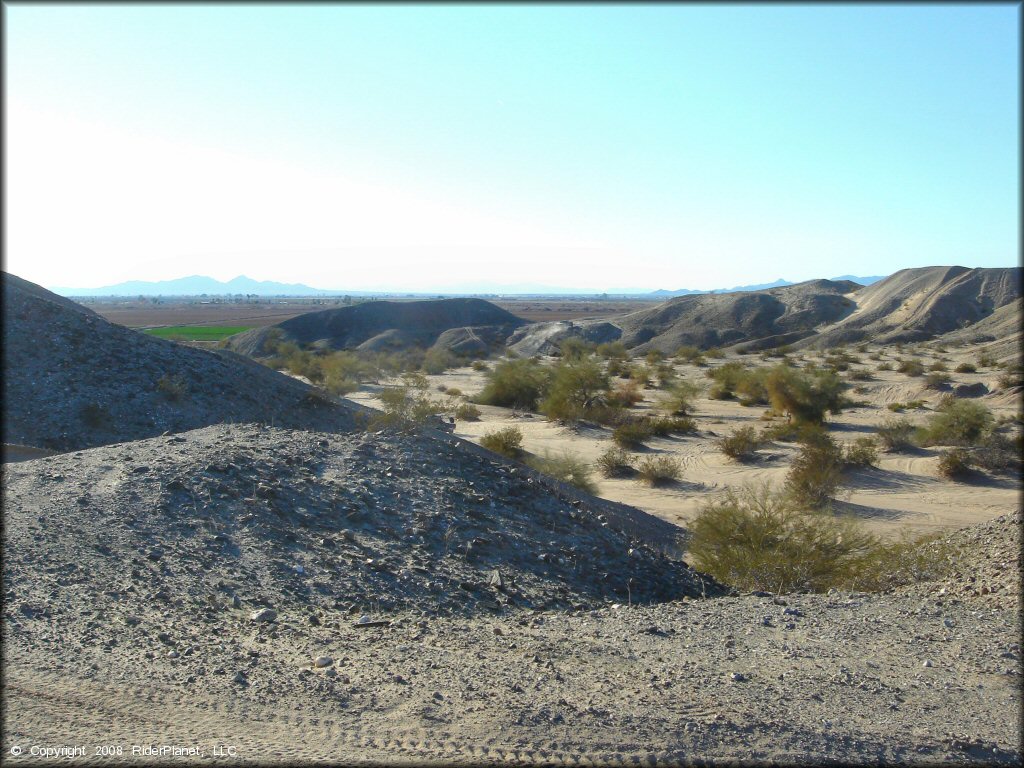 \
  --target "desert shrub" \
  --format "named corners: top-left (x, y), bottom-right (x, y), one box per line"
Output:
top-left (649, 416), bottom-right (697, 436)
top-left (370, 374), bottom-right (446, 430)
top-left (764, 365), bottom-right (845, 426)
top-left (526, 450), bottom-right (597, 494)
top-left (847, 368), bottom-right (874, 381)
top-left (928, 361), bottom-right (947, 372)
top-left (627, 363), bottom-right (653, 387)
top-left (843, 436), bottom-right (879, 468)
top-left (558, 336), bottom-right (594, 361)
top-left (876, 361), bottom-right (893, 371)
top-left (596, 341), bottom-right (629, 360)
top-left (937, 448), bottom-right (973, 479)
top-left (784, 430), bottom-right (844, 508)
top-left (761, 420), bottom-right (801, 443)
top-left (977, 352), bottom-right (998, 368)
top-left (660, 380), bottom-right (701, 416)
top-left (707, 361), bottom-right (746, 400)
top-left (156, 373), bottom-right (189, 401)
top-left (607, 380), bottom-right (645, 408)
top-left (645, 350), bottom-right (666, 365)
top-left (635, 455), bottom-right (682, 485)
top-left (735, 367), bottom-right (770, 406)
top-left (480, 426), bottom-right (524, 458)
top-left (79, 402), bottom-right (110, 428)
top-left (918, 399), bottom-right (993, 446)
top-left (897, 359), bottom-right (925, 377)
top-left (444, 386), bottom-right (463, 397)
top-left (718, 426), bottom-right (765, 461)
top-left (704, 347), bottom-right (725, 359)
top-left (606, 358), bottom-right (628, 377)
top-left (687, 484), bottom-right (877, 593)
top-left (654, 361), bottom-right (677, 388)
top-left (996, 370), bottom-right (1024, 390)
top-left (954, 363), bottom-right (977, 373)
top-left (612, 420), bottom-right (655, 449)
top-left (475, 358), bottom-right (552, 410)
top-left (924, 371), bottom-right (951, 389)
top-left (675, 345), bottom-right (703, 363)
top-left (596, 447), bottom-right (636, 478)
top-left (321, 350), bottom-right (377, 394)
top-left (539, 356), bottom-right (610, 422)
top-left (422, 347), bottom-right (458, 375)
top-left (844, 531), bottom-right (954, 592)
top-left (970, 432), bottom-right (1022, 472)
top-left (471, 360), bottom-right (489, 371)
top-left (453, 403), bottom-right (481, 421)
top-left (586, 405), bottom-right (640, 428)
top-left (876, 417), bottom-right (917, 451)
